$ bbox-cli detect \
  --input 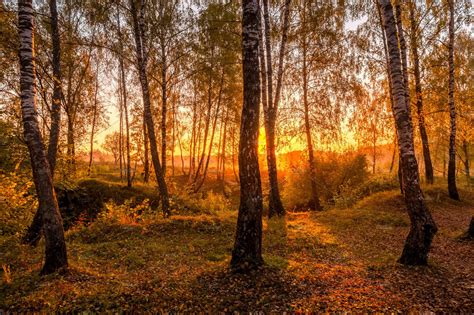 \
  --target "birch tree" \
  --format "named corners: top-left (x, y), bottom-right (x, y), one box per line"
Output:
top-left (379, 0), bottom-right (437, 265)
top-left (17, 0), bottom-right (68, 274)
top-left (130, 0), bottom-right (170, 215)
top-left (231, 0), bottom-right (264, 272)
top-left (22, 0), bottom-right (63, 245)
top-left (408, 0), bottom-right (434, 184)
top-left (447, 0), bottom-right (459, 200)
top-left (259, 0), bottom-right (290, 217)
